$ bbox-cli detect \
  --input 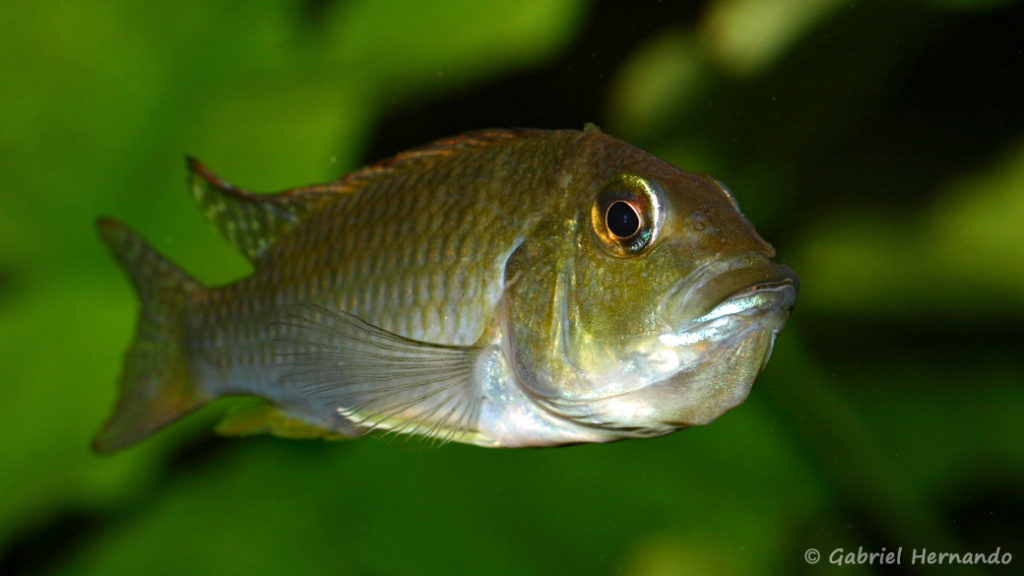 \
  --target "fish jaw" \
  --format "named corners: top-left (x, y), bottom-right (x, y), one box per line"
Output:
top-left (646, 277), bottom-right (797, 427)
top-left (530, 253), bottom-right (797, 436)
top-left (561, 279), bottom-right (795, 435)
top-left (532, 266), bottom-right (795, 438)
